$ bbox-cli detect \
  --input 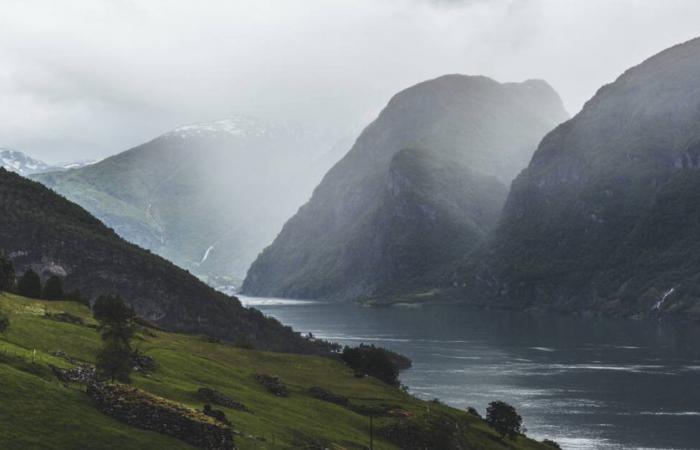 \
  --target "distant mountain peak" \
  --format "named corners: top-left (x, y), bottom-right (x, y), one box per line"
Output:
top-left (166, 116), bottom-right (272, 139)
top-left (0, 148), bottom-right (55, 176)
